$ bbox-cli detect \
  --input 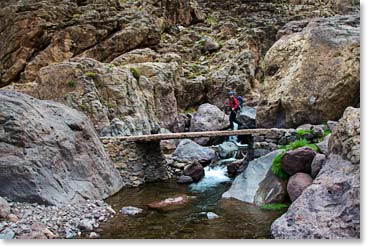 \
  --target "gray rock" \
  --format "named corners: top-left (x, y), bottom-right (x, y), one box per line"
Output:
top-left (0, 91), bottom-right (122, 205)
top-left (207, 212), bottom-right (219, 220)
top-left (312, 125), bottom-right (324, 138)
top-left (317, 135), bottom-right (331, 155)
top-left (254, 149), bottom-right (271, 158)
top-left (222, 150), bottom-right (287, 205)
top-left (78, 219), bottom-right (94, 232)
top-left (237, 106), bottom-right (256, 129)
top-left (0, 197), bottom-right (10, 219)
top-left (202, 37), bottom-right (220, 52)
top-left (287, 173), bottom-right (313, 202)
top-left (311, 154), bottom-right (326, 178)
top-left (173, 139), bottom-right (216, 163)
top-left (176, 175), bottom-right (194, 184)
top-left (89, 232), bottom-right (99, 239)
top-left (218, 141), bottom-right (239, 159)
top-left (327, 120), bottom-right (338, 131)
top-left (1, 228), bottom-right (15, 240)
top-left (120, 206), bottom-right (143, 216)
